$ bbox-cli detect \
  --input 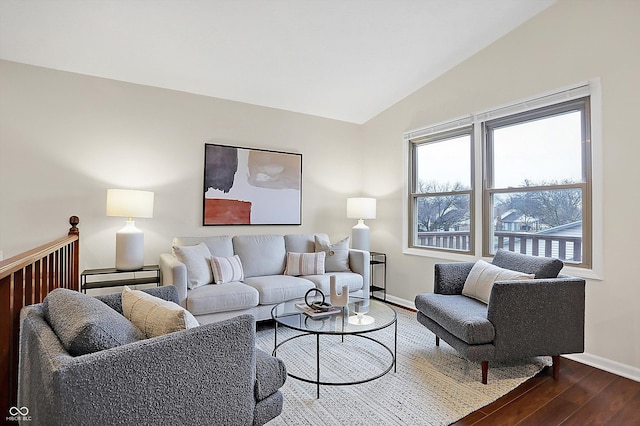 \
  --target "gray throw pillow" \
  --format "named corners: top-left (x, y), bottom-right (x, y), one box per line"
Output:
top-left (43, 288), bottom-right (146, 356)
top-left (492, 249), bottom-right (564, 278)
top-left (314, 235), bottom-right (351, 272)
